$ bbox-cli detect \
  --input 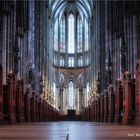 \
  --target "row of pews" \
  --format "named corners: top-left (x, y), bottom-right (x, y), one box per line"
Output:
top-left (80, 63), bottom-right (140, 125)
top-left (0, 65), bottom-right (60, 124)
